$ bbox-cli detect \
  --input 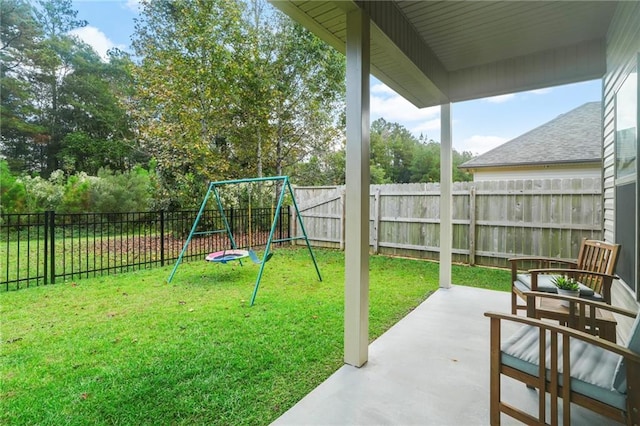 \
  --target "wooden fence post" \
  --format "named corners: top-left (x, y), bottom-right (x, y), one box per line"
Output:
top-left (291, 205), bottom-right (298, 246)
top-left (373, 188), bottom-right (381, 254)
top-left (340, 189), bottom-right (346, 250)
top-left (469, 186), bottom-right (476, 266)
